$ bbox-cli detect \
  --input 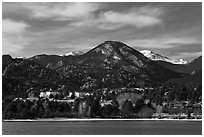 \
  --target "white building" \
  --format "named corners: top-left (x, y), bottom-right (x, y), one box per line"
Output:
top-left (39, 90), bottom-right (59, 98)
